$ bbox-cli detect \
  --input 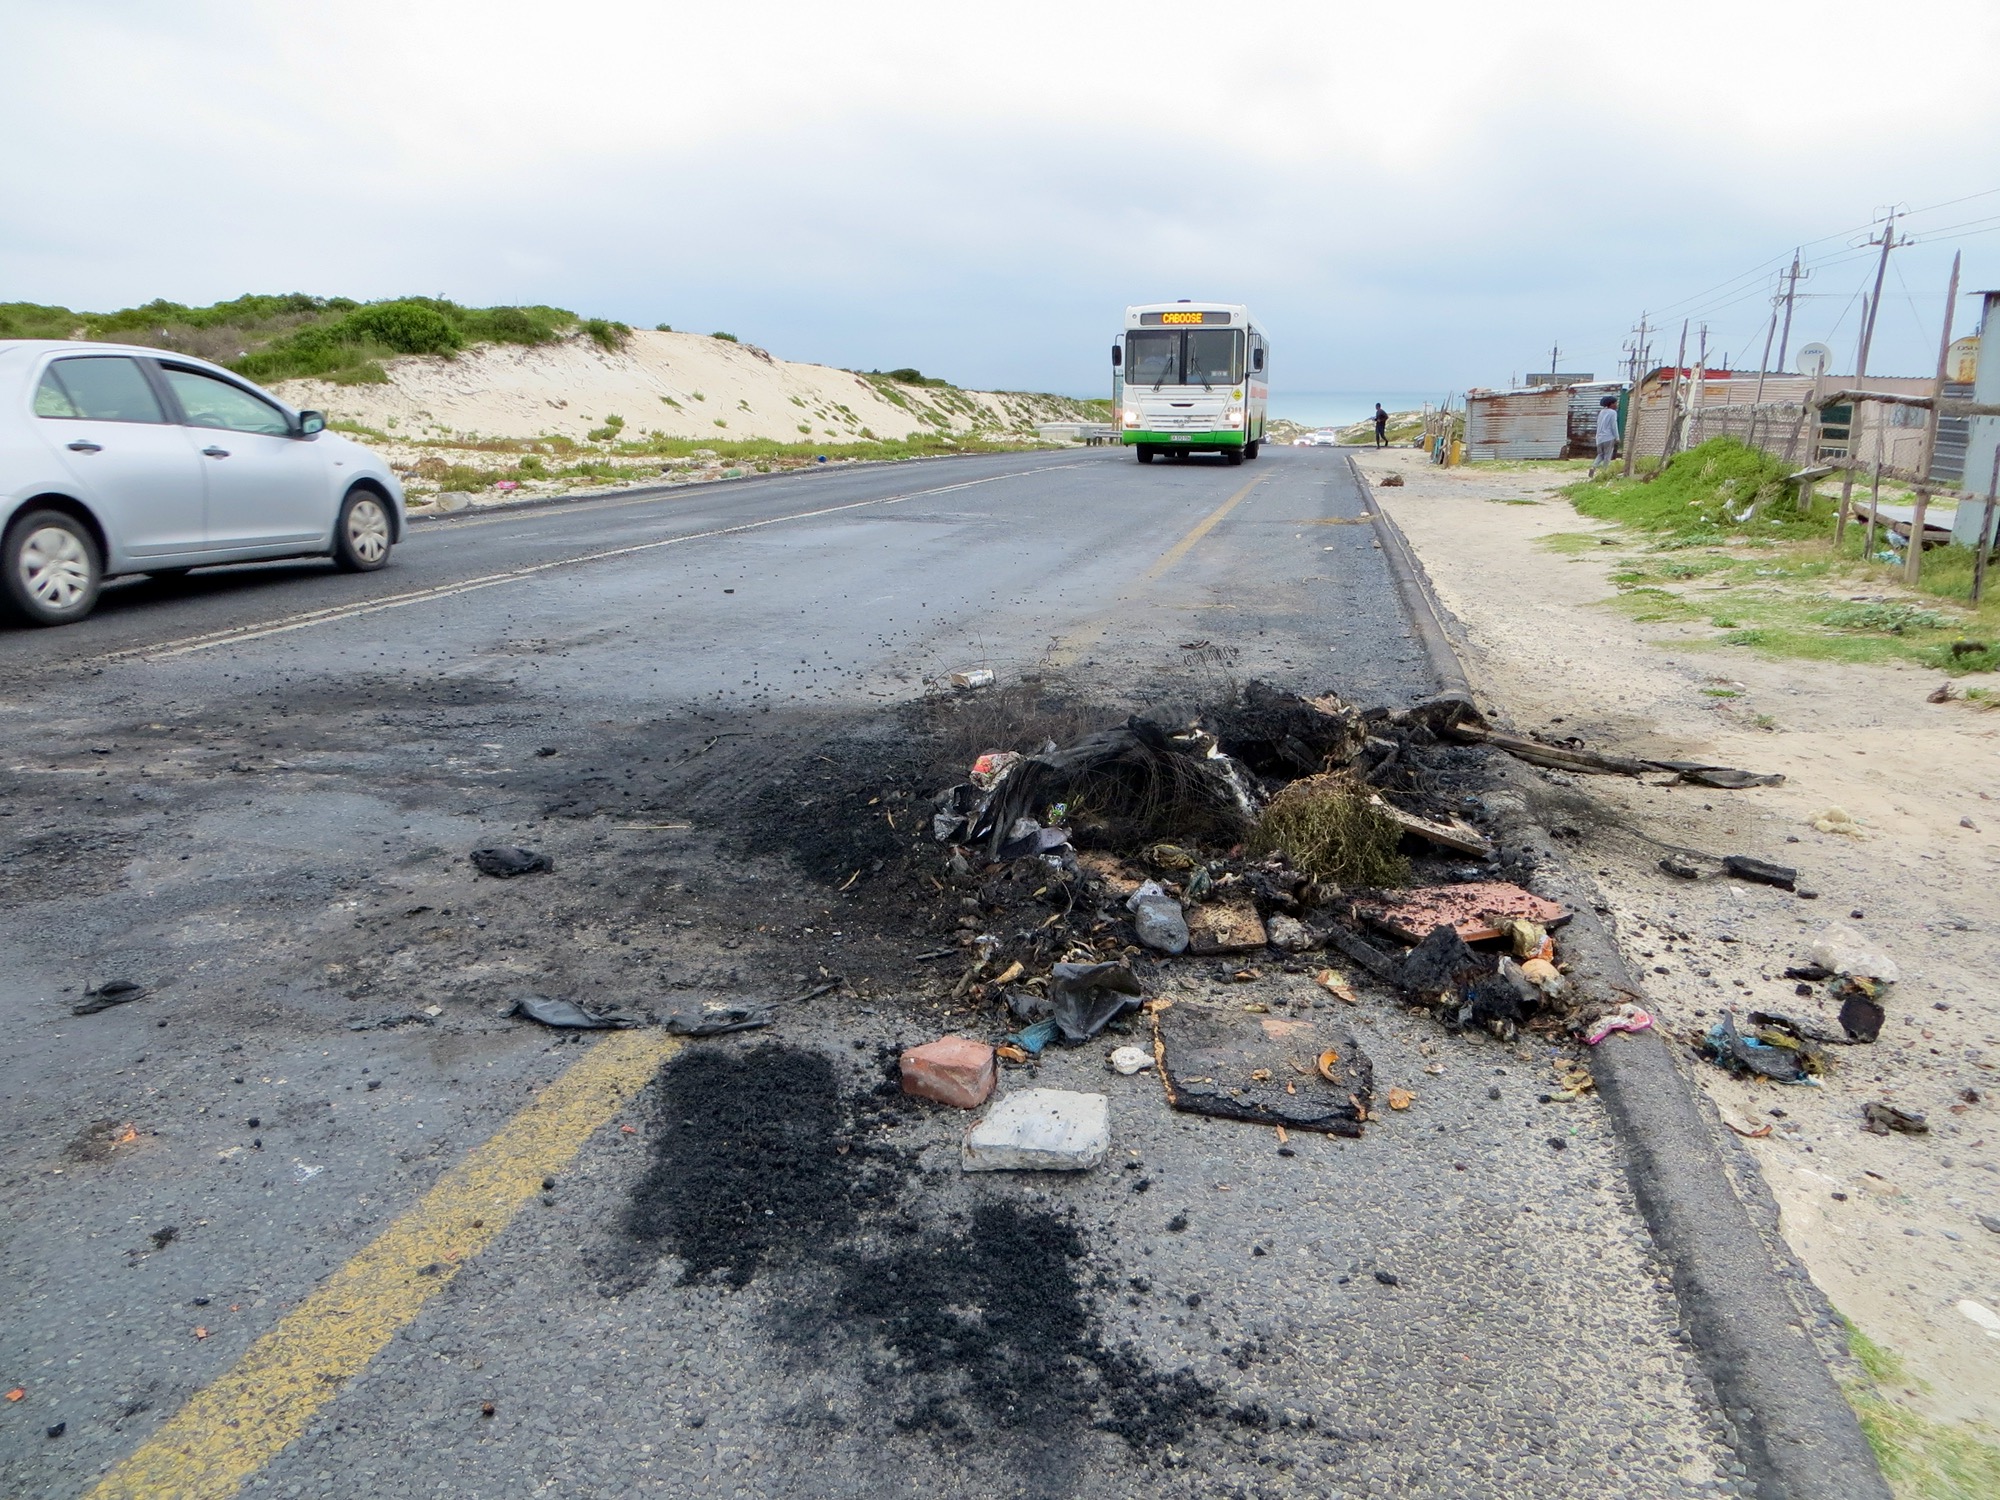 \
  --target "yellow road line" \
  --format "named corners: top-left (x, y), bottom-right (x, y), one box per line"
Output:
top-left (1045, 472), bottom-right (1269, 669)
top-left (86, 1030), bottom-right (682, 1500)
top-left (1141, 471), bottom-right (1269, 583)
top-left (97, 463), bottom-right (1084, 665)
